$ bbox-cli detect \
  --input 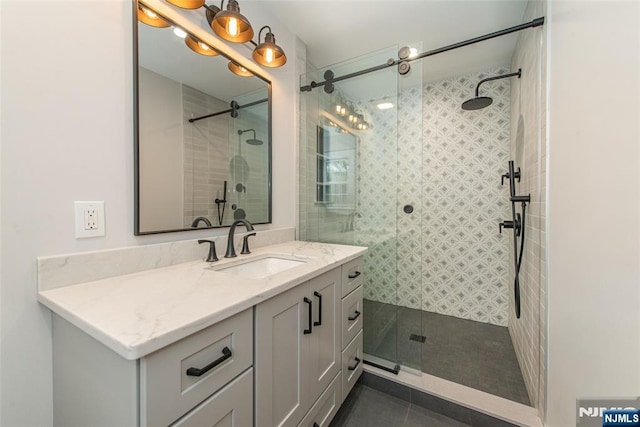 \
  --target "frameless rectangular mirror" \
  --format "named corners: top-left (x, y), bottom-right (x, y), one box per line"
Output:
top-left (134, 1), bottom-right (272, 235)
